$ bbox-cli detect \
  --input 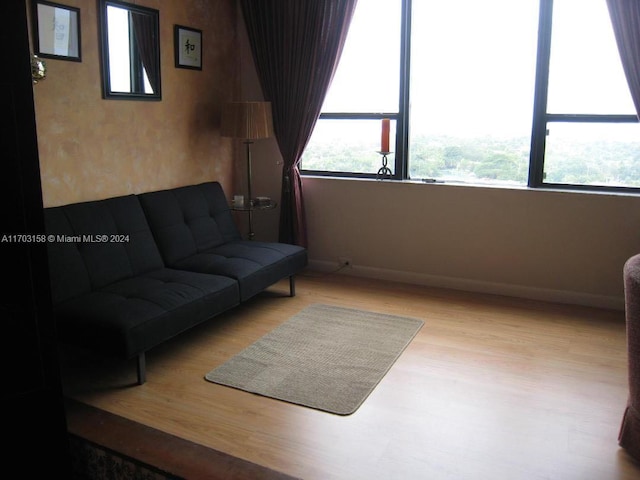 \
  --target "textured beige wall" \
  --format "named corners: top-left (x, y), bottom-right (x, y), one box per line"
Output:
top-left (30, 0), bottom-right (238, 207)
